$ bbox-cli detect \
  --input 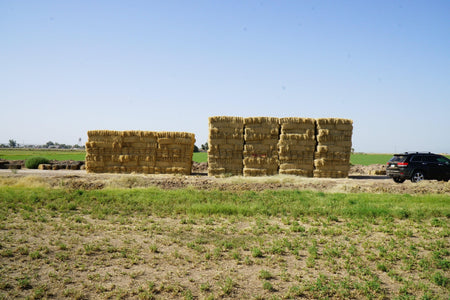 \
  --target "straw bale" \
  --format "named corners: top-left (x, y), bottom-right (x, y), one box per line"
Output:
top-left (86, 161), bottom-right (104, 168)
top-left (86, 141), bottom-right (114, 149)
top-left (118, 155), bottom-right (135, 163)
top-left (208, 167), bottom-right (243, 176)
top-left (245, 133), bottom-right (279, 141)
top-left (208, 162), bottom-right (243, 170)
top-left (245, 138), bottom-right (278, 146)
top-left (279, 162), bottom-right (314, 170)
top-left (122, 136), bottom-right (140, 143)
top-left (244, 127), bottom-right (279, 135)
top-left (157, 131), bottom-right (195, 139)
top-left (279, 169), bottom-right (313, 177)
top-left (209, 132), bottom-right (243, 140)
top-left (316, 144), bottom-right (352, 153)
top-left (244, 117), bottom-right (279, 126)
top-left (314, 158), bottom-right (349, 167)
top-left (243, 157), bottom-right (278, 168)
top-left (316, 118), bottom-right (353, 129)
top-left (208, 149), bottom-right (243, 159)
top-left (88, 130), bottom-right (122, 138)
top-left (121, 161), bottom-right (138, 167)
top-left (158, 137), bottom-right (195, 145)
top-left (209, 127), bottom-right (243, 135)
top-left (278, 144), bottom-right (316, 153)
top-left (141, 166), bottom-right (154, 174)
top-left (313, 170), bottom-right (348, 178)
top-left (317, 129), bottom-right (352, 138)
top-left (244, 145), bottom-right (278, 156)
top-left (314, 151), bottom-right (350, 160)
top-left (208, 168), bottom-right (226, 176)
top-left (280, 117), bottom-right (315, 125)
top-left (279, 132), bottom-right (315, 142)
top-left (210, 143), bottom-right (243, 151)
top-left (208, 138), bottom-right (243, 146)
top-left (317, 134), bottom-right (352, 144)
top-left (209, 116), bottom-right (244, 125)
top-left (38, 164), bottom-right (51, 170)
top-left (243, 168), bottom-right (278, 177)
top-left (279, 156), bottom-right (314, 163)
